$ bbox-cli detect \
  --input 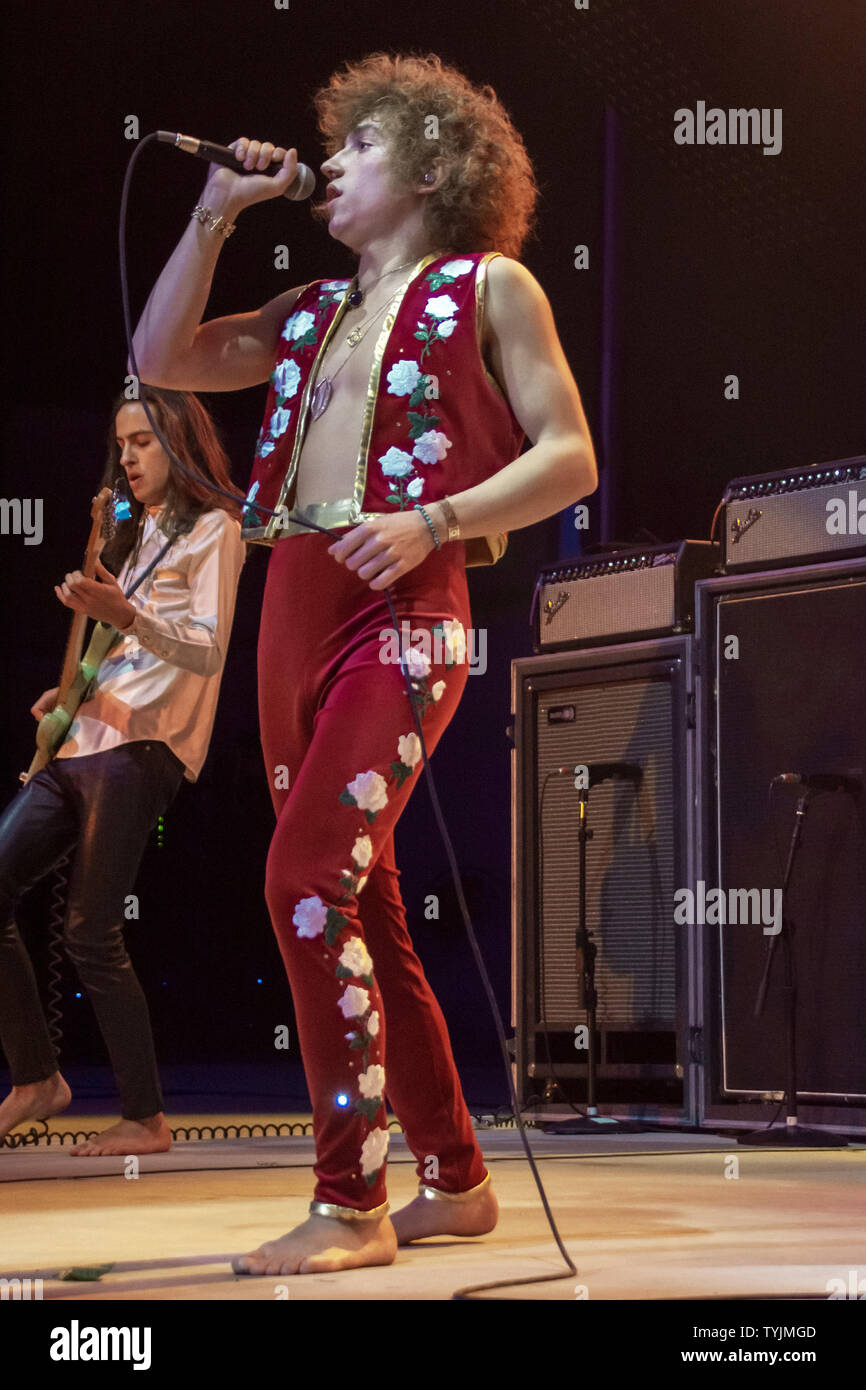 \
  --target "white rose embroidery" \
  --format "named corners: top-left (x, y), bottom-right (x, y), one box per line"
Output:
top-left (440, 259), bottom-right (473, 278)
top-left (407, 477), bottom-right (424, 498)
top-left (436, 318), bottom-right (457, 338)
top-left (281, 309), bottom-right (316, 341)
top-left (269, 406), bottom-right (292, 439)
top-left (425, 294), bottom-right (459, 319)
top-left (397, 733), bottom-right (422, 769)
top-left (339, 937), bottom-right (374, 979)
top-left (403, 646), bottom-right (432, 680)
top-left (357, 875), bottom-right (369, 893)
top-left (413, 430), bottom-right (452, 465)
top-left (352, 834), bottom-right (373, 868)
top-left (260, 439), bottom-right (275, 458)
top-left (346, 770), bottom-right (389, 814)
top-left (293, 896), bottom-right (328, 939)
top-left (380, 447), bottom-right (415, 478)
top-left (358, 1064), bottom-right (386, 1100)
top-left (386, 359), bottom-right (422, 396)
top-left (338, 984), bottom-right (371, 1019)
top-left (431, 680), bottom-right (446, 702)
top-left (367, 1010), bottom-right (380, 1037)
top-left (441, 618), bottom-right (467, 664)
top-left (360, 1127), bottom-right (390, 1177)
top-left (273, 358), bottom-right (301, 398)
